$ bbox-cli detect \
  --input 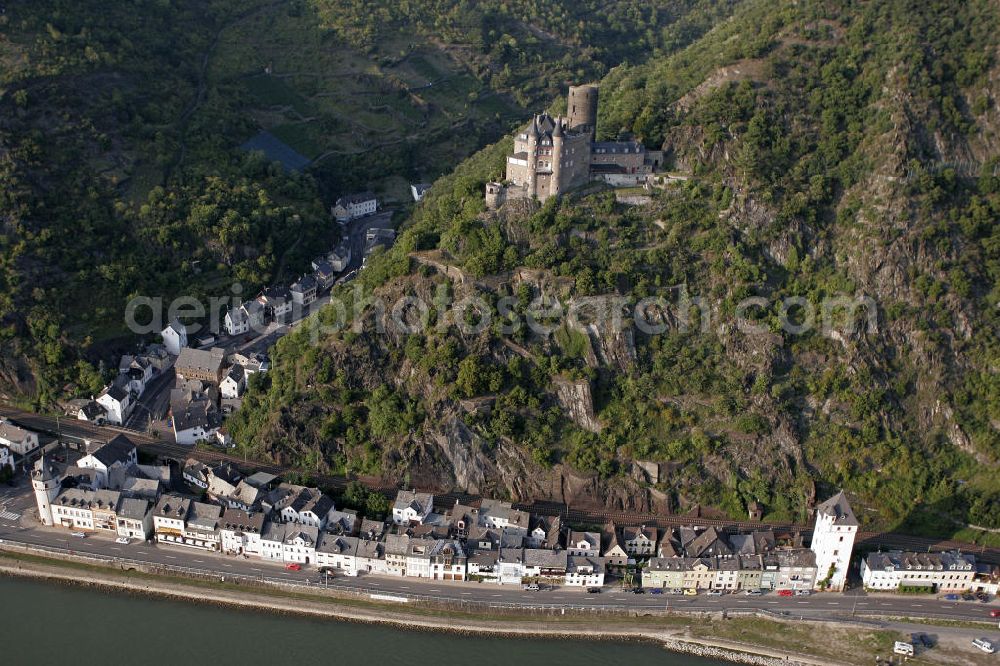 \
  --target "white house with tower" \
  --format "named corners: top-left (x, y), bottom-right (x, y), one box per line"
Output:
top-left (810, 490), bottom-right (858, 591)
